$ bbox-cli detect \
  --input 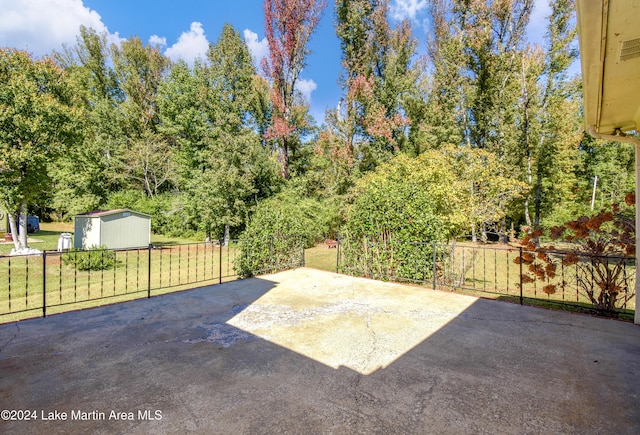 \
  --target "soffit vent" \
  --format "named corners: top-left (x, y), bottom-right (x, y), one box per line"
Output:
top-left (620, 38), bottom-right (640, 61)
